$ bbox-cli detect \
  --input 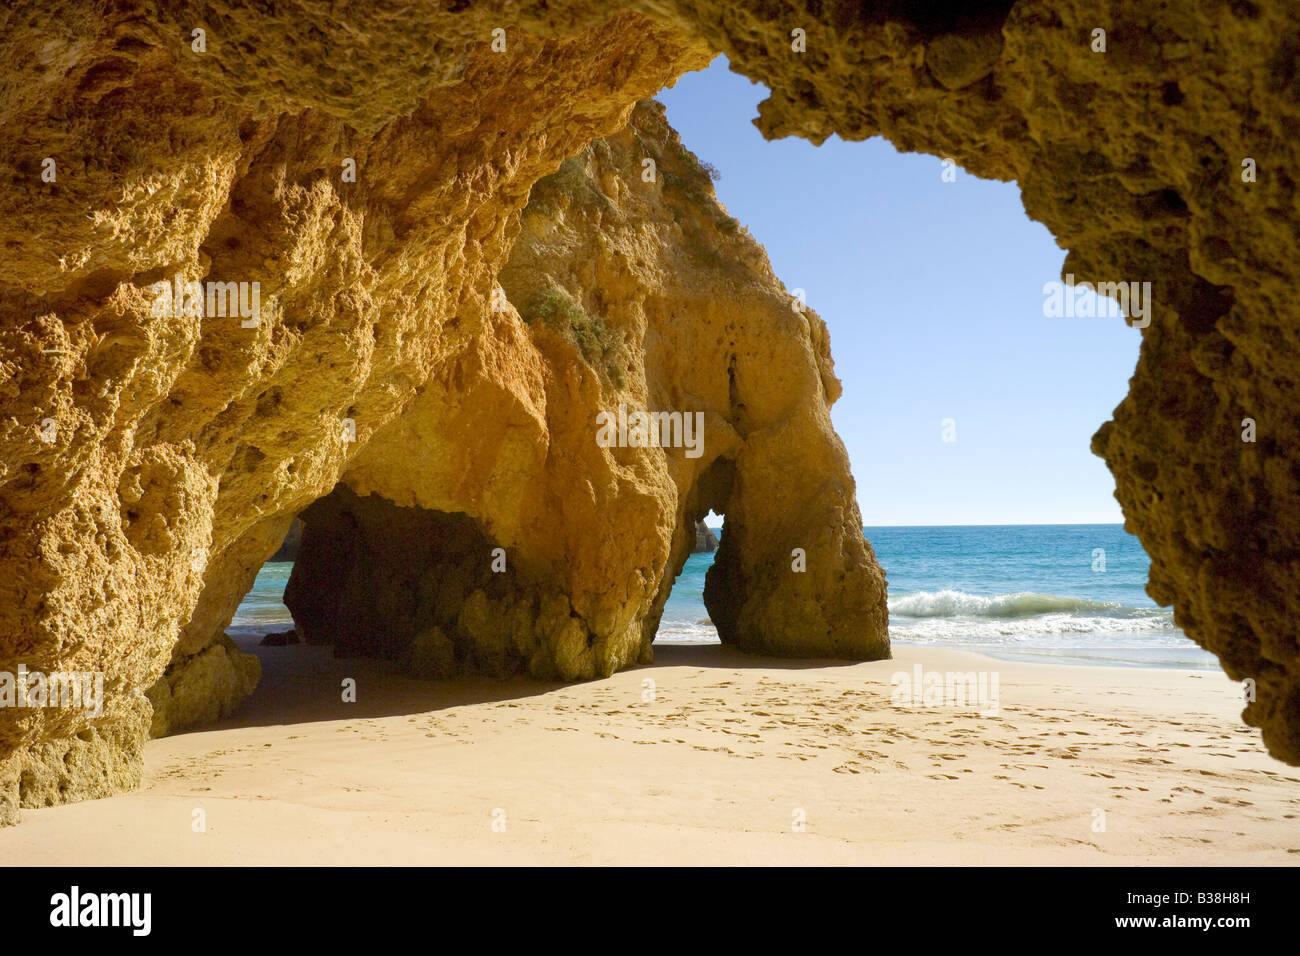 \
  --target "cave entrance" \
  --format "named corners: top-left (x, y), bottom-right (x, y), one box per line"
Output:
top-left (277, 484), bottom-right (535, 679)
top-left (164, 482), bottom-right (559, 742)
top-left (654, 512), bottom-right (723, 648)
